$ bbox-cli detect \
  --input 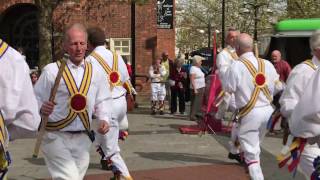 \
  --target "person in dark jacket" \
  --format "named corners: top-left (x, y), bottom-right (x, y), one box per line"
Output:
top-left (169, 58), bottom-right (187, 114)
